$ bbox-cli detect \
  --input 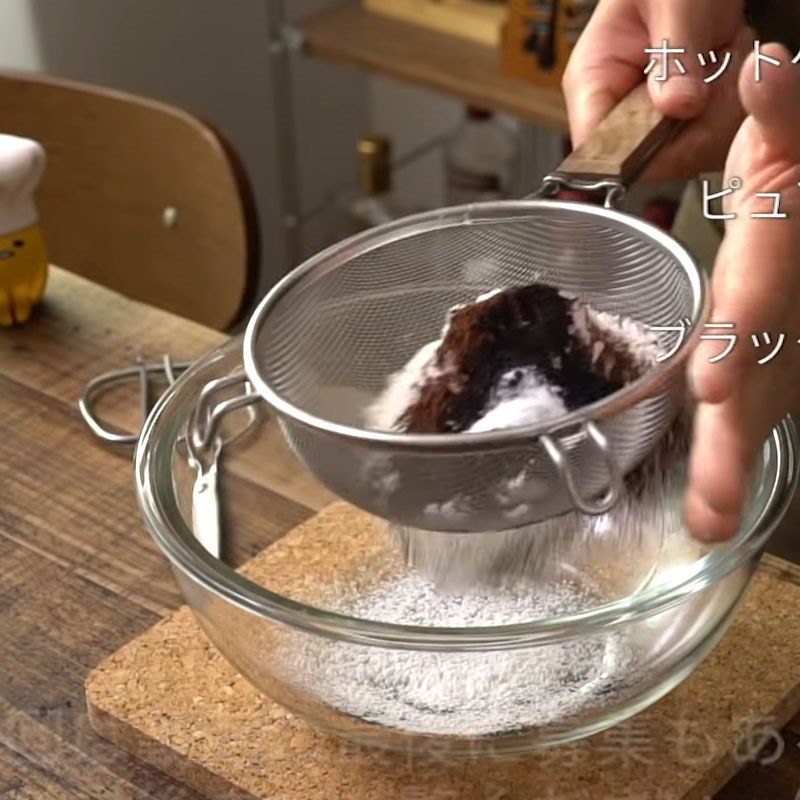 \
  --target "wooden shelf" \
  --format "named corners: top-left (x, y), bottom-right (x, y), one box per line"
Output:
top-left (301, 1), bottom-right (568, 132)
